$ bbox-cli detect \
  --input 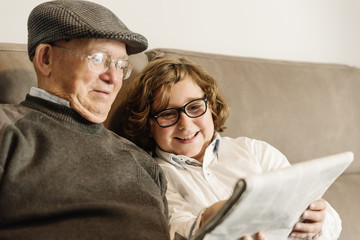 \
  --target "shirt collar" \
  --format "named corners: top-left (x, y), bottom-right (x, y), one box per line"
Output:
top-left (155, 133), bottom-right (221, 170)
top-left (29, 87), bottom-right (71, 108)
